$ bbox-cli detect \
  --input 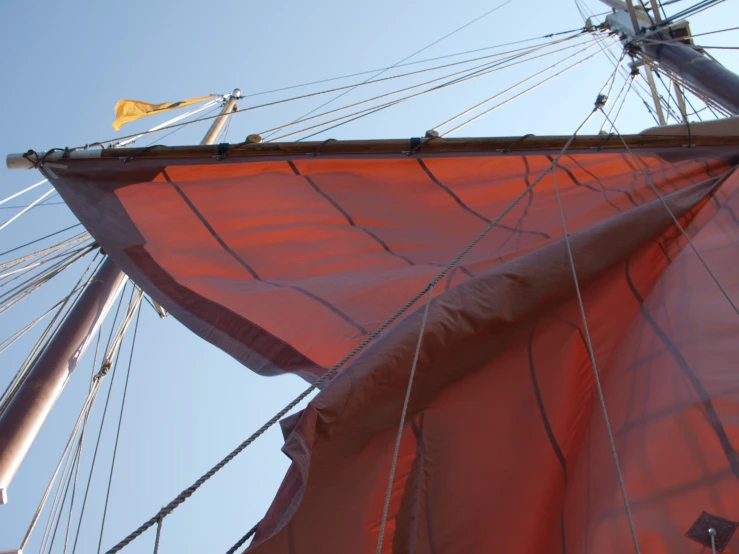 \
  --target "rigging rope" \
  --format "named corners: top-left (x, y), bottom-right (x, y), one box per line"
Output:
top-left (242, 28), bottom-right (586, 100)
top-left (254, 36), bottom-right (586, 138)
top-left (263, 0), bottom-right (519, 140)
top-left (0, 251), bottom-right (102, 415)
top-left (20, 376), bottom-right (103, 550)
top-left (598, 72), bottom-right (634, 134)
top-left (226, 522), bottom-right (261, 554)
top-left (0, 179), bottom-right (48, 206)
top-left (439, 41), bottom-right (614, 136)
top-left (0, 188), bottom-right (55, 233)
top-left (0, 223), bottom-right (83, 259)
top-left (375, 287), bottom-right (434, 554)
top-left (603, 73), bottom-right (636, 134)
top-left (269, 36), bottom-right (595, 142)
top-left (70, 284), bottom-right (132, 554)
top-left (85, 31), bottom-right (583, 148)
top-left (550, 160), bottom-right (642, 554)
top-left (97, 292), bottom-right (143, 554)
